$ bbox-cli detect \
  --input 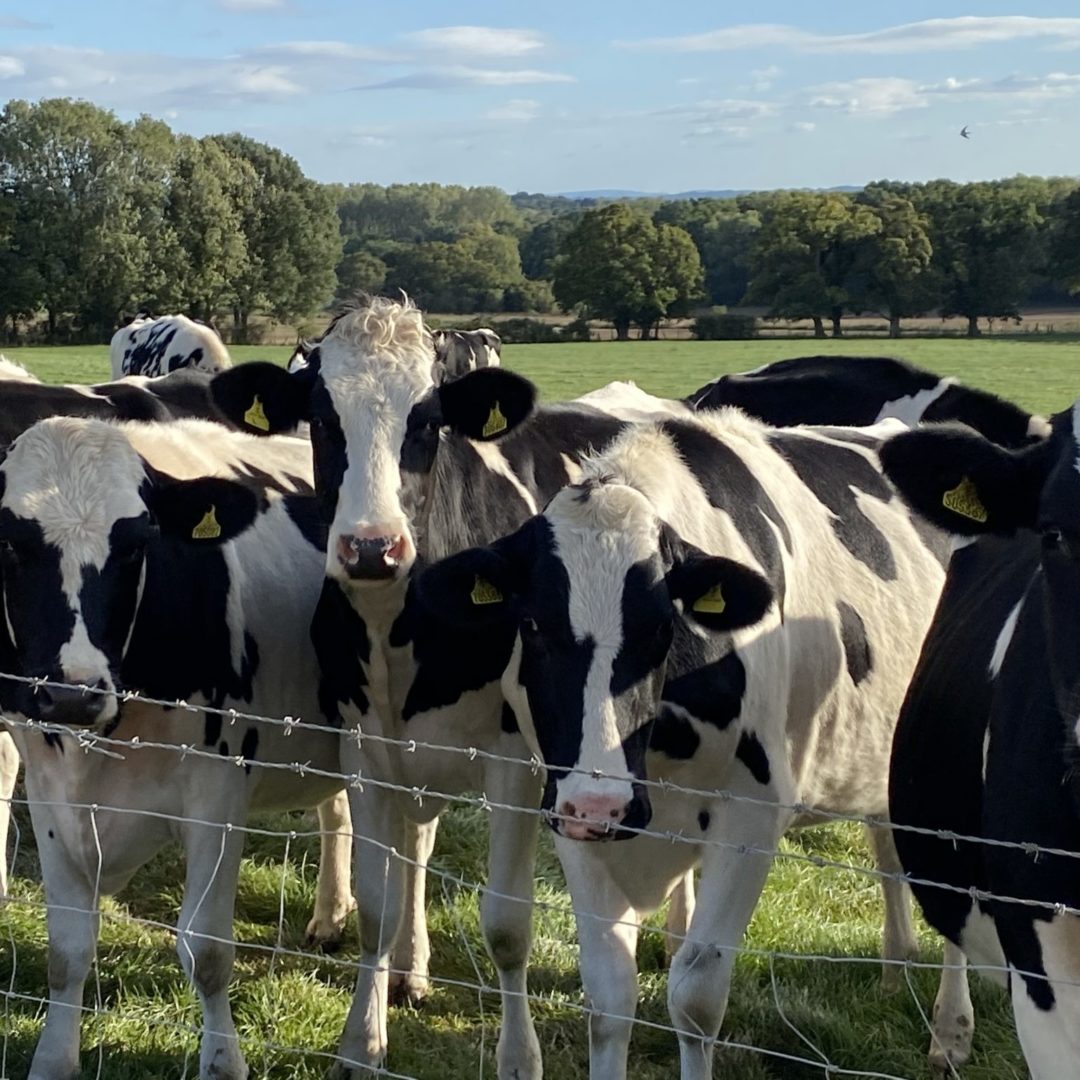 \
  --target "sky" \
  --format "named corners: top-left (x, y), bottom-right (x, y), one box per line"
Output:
top-left (2, 2), bottom-right (1079, 193)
